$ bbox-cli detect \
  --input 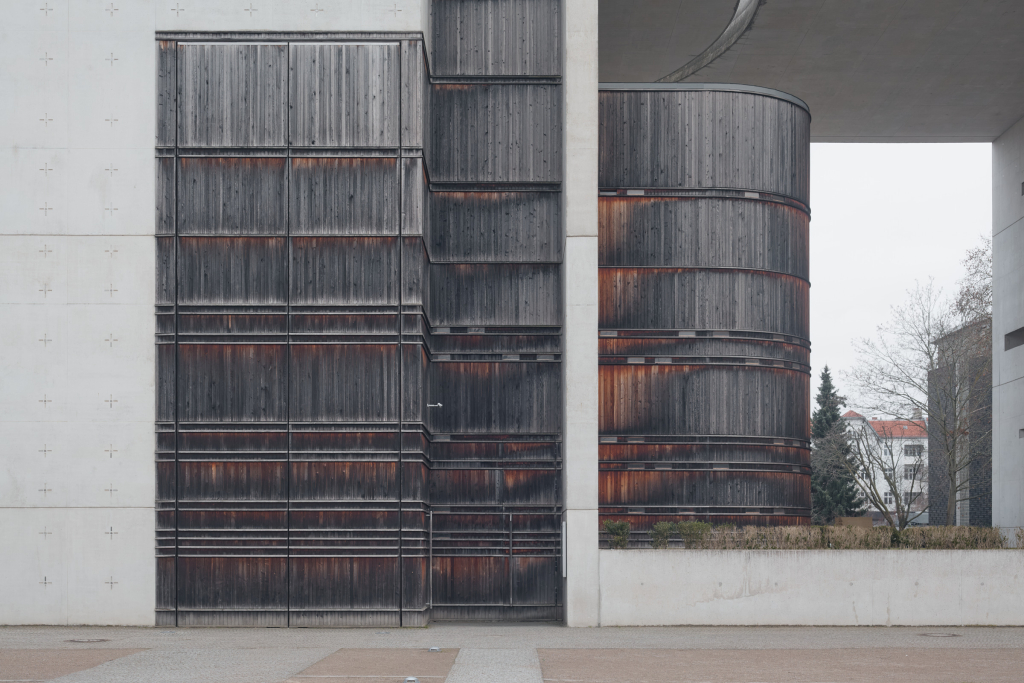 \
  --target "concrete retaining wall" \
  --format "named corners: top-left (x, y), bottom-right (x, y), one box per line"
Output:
top-left (599, 549), bottom-right (1024, 626)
